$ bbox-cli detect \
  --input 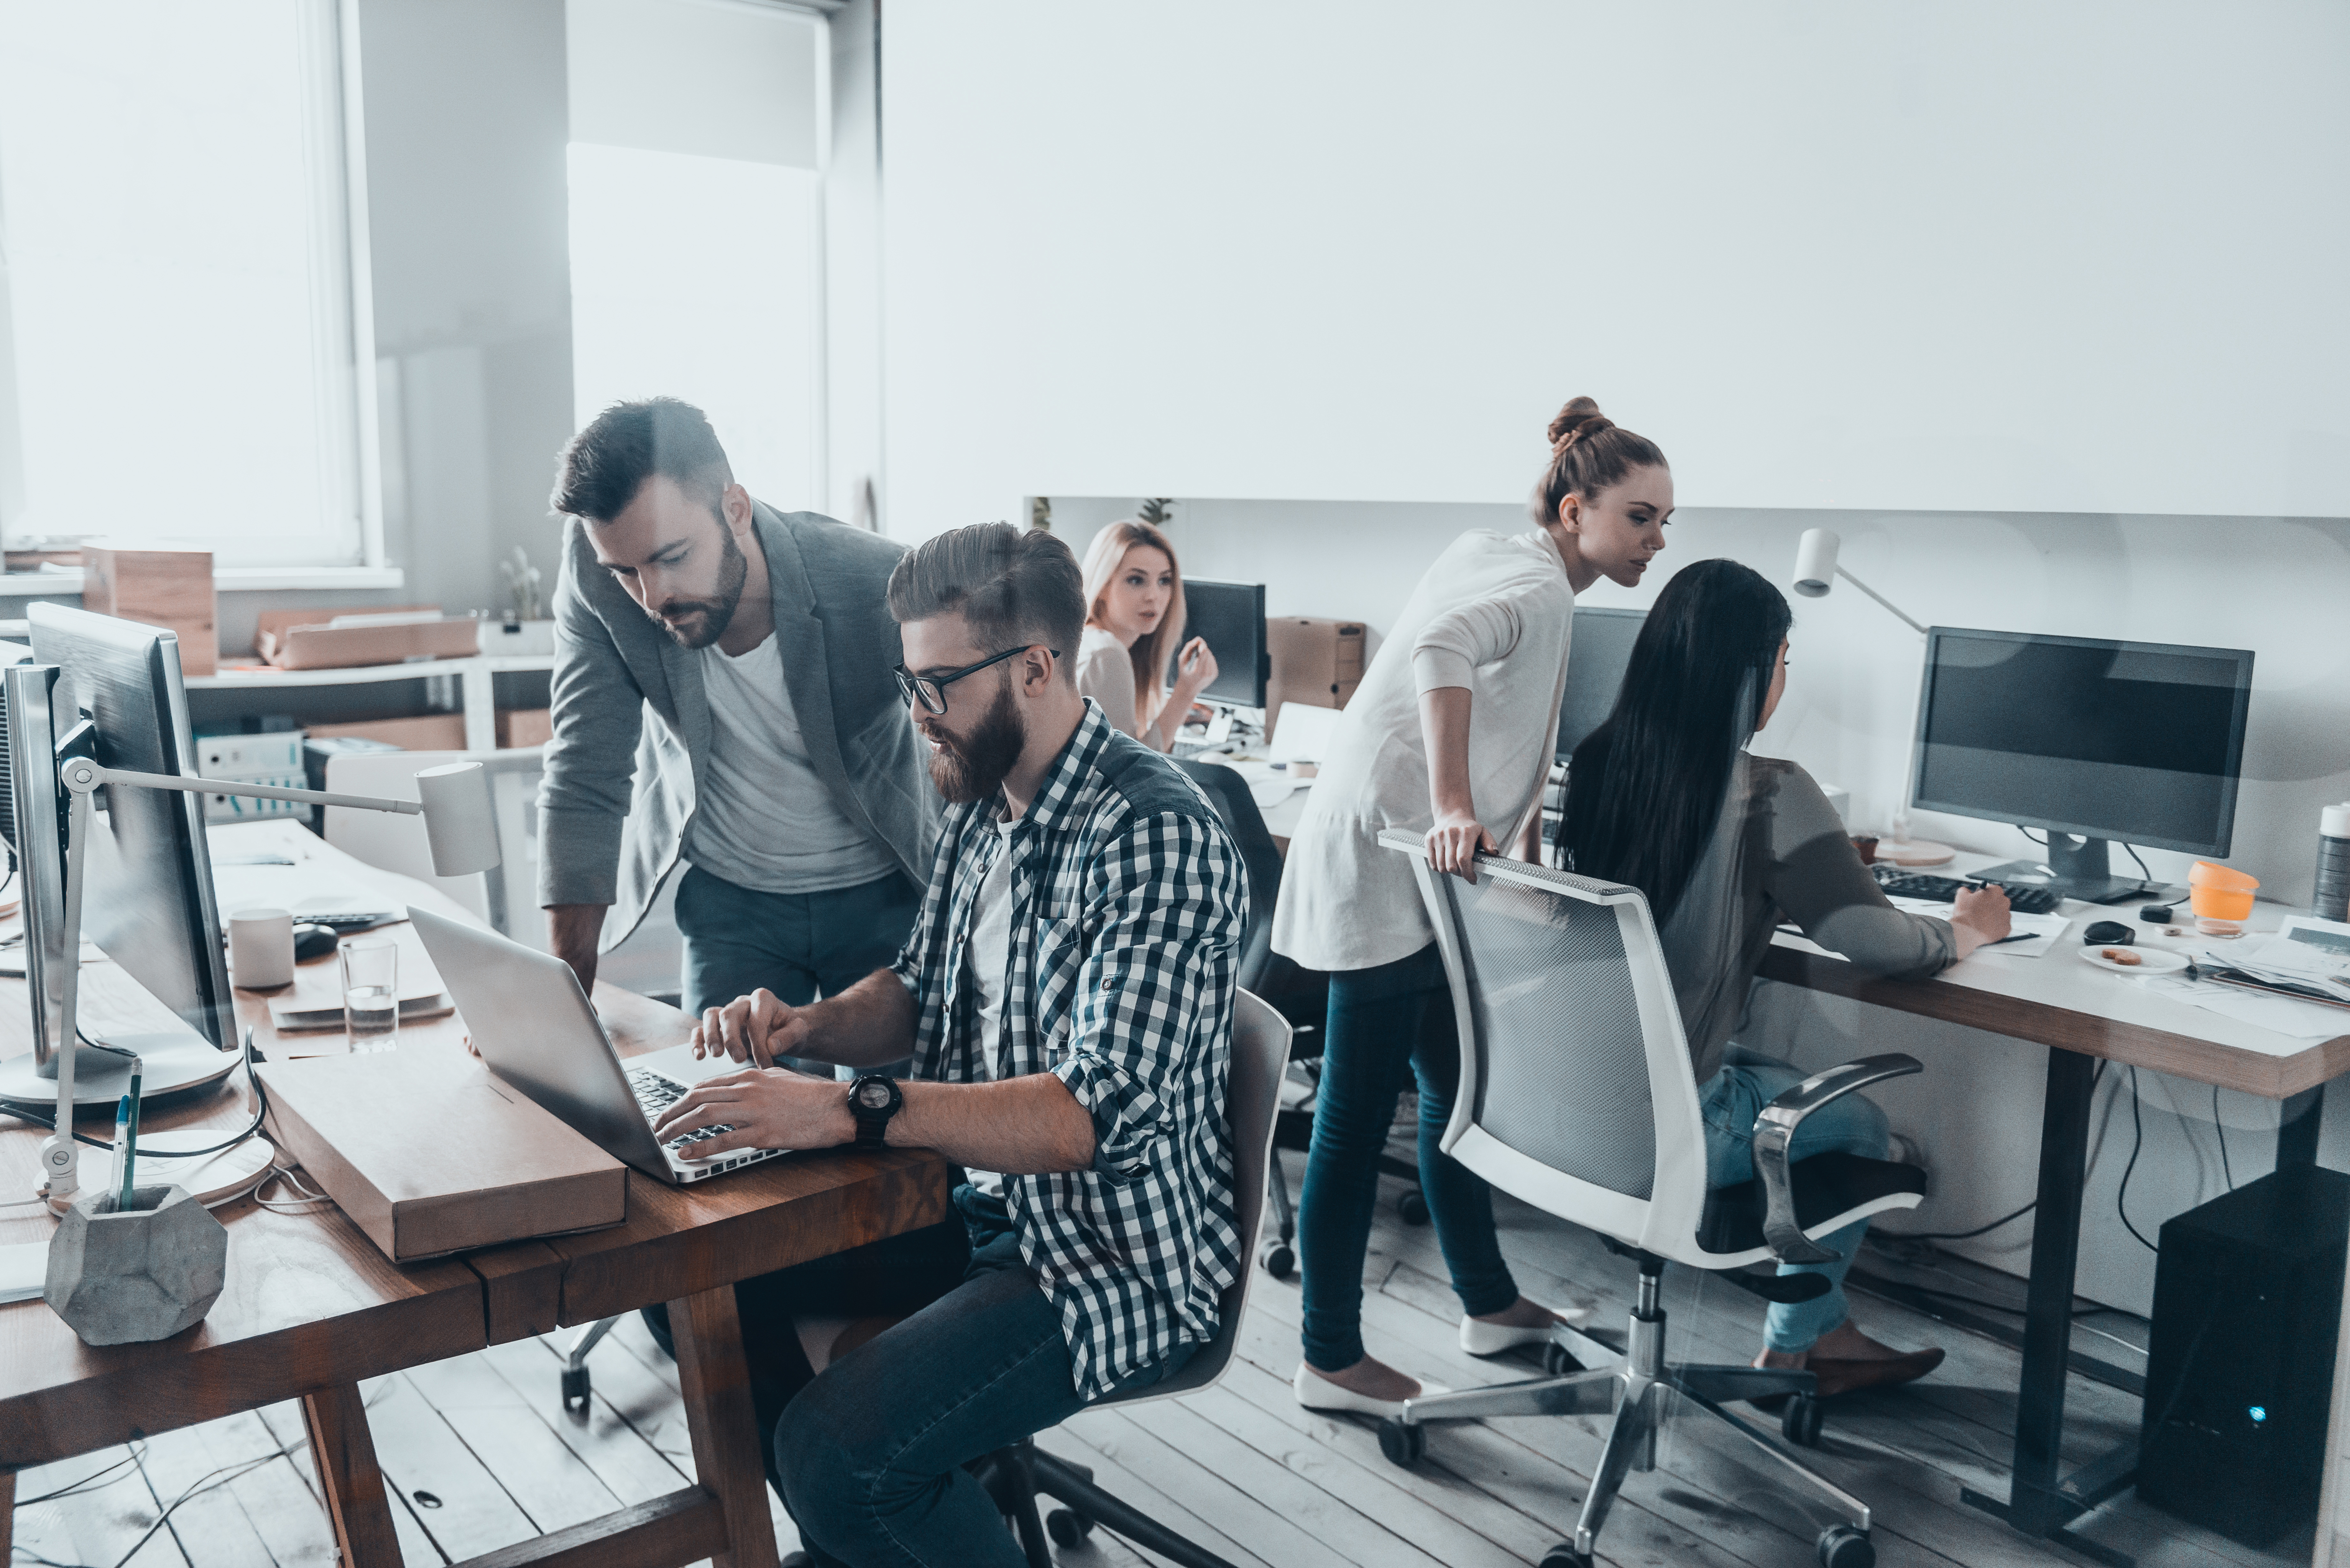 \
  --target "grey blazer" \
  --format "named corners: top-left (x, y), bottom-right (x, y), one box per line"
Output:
top-left (536, 502), bottom-right (940, 952)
